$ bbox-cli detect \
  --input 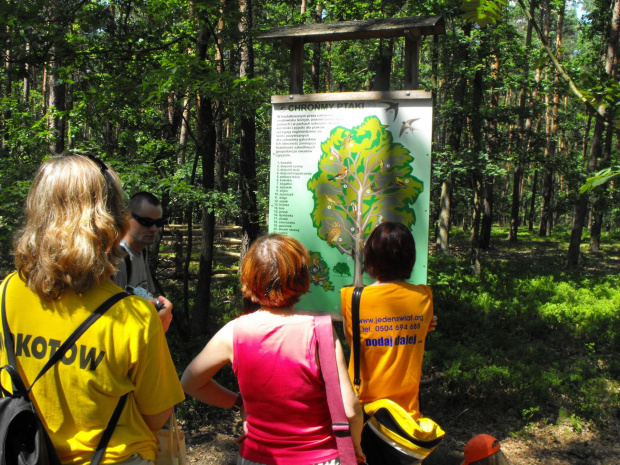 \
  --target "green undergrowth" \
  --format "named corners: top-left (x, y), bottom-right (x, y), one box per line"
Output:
top-left (424, 227), bottom-right (620, 434)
